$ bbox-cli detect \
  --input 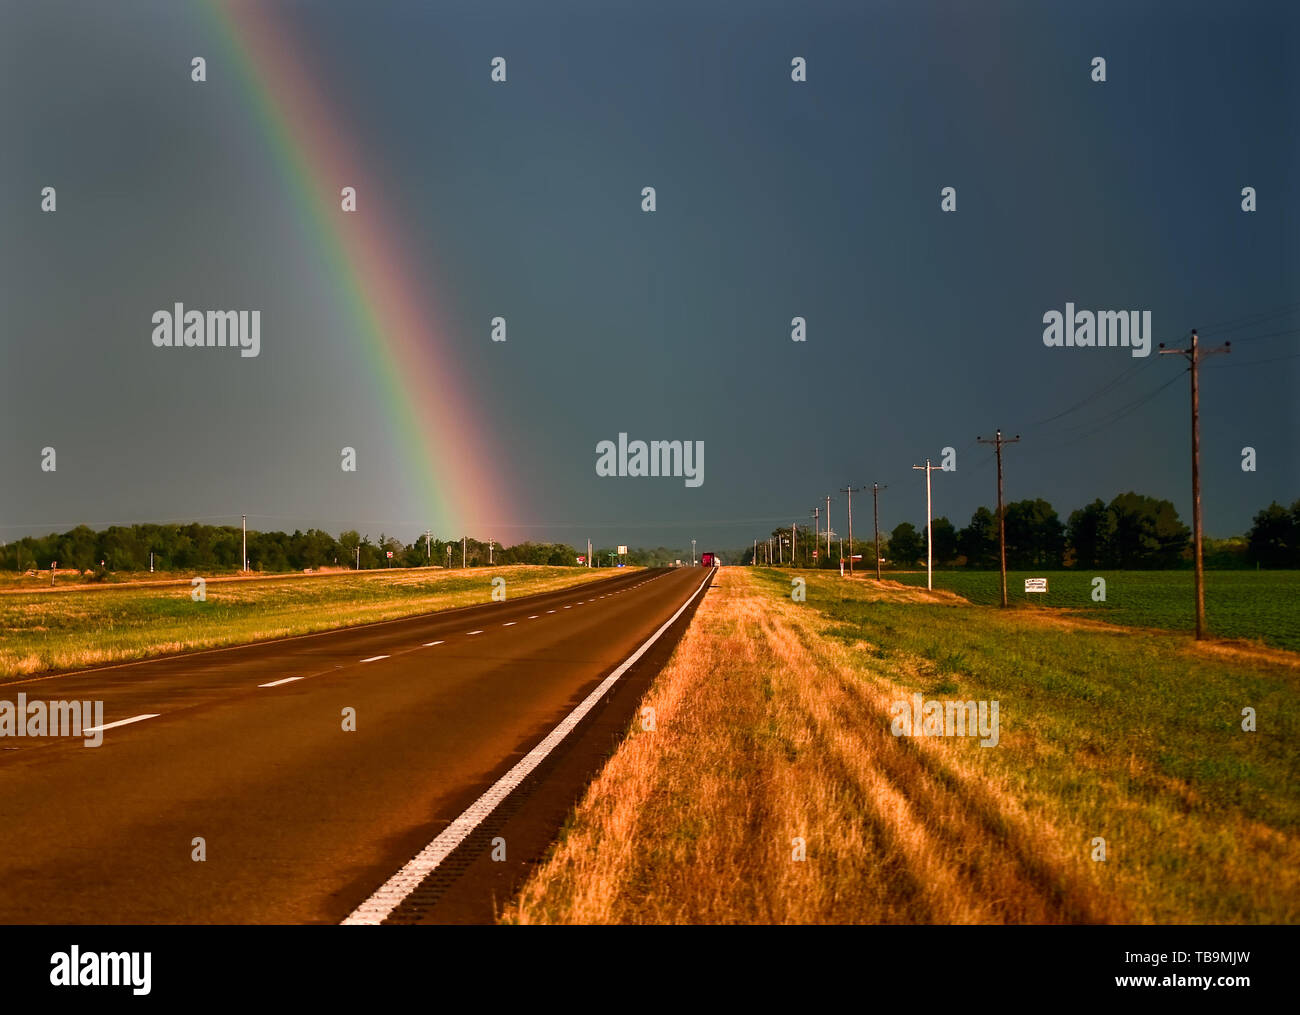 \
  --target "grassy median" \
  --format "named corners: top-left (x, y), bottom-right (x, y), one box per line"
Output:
top-left (0, 566), bottom-right (625, 679)
top-left (504, 567), bottom-right (1299, 924)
